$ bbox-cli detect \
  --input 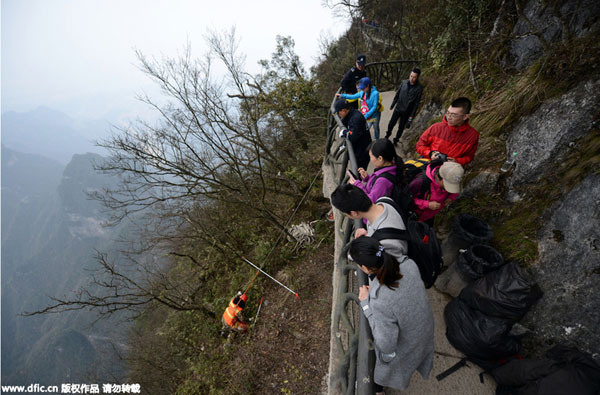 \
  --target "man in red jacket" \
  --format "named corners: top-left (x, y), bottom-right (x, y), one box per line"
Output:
top-left (416, 97), bottom-right (479, 166)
